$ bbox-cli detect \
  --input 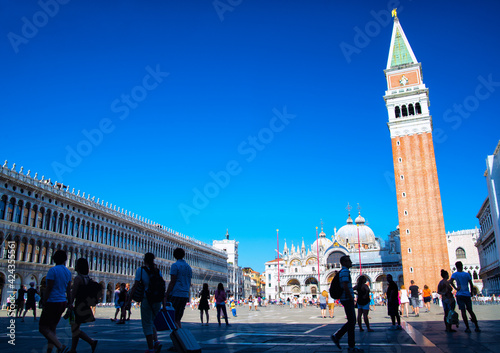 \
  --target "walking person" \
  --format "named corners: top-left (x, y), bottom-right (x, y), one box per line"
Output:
top-left (319, 291), bottom-right (328, 318)
top-left (125, 283), bottom-right (132, 320)
top-left (198, 283), bottom-right (210, 326)
top-left (38, 250), bottom-right (72, 353)
top-left (354, 276), bottom-right (373, 332)
top-left (16, 285), bottom-right (26, 318)
top-left (423, 285), bottom-right (432, 312)
top-left (249, 296), bottom-right (253, 311)
top-left (128, 252), bottom-right (164, 353)
top-left (22, 282), bottom-right (39, 321)
top-left (399, 285), bottom-right (409, 318)
top-left (437, 269), bottom-right (456, 332)
top-left (386, 274), bottom-right (402, 330)
top-left (115, 283), bottom-right (127, 324)
top-left (449, 261), bottom-right (481, 333)
top-left (409, 280), bottom-right (420, 317)
top-left (331, 255), bottom-right (363, 352)
top-left (165, 247), bottom-right (192, 329)
top-left (112, 283), bottom-right (122, 322)
top-left (69, 258), bottom-right (98, 353)
top-left (214, 283), bottom-right (231, 327)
